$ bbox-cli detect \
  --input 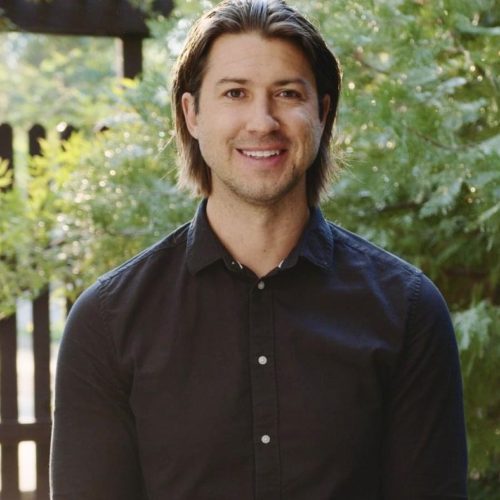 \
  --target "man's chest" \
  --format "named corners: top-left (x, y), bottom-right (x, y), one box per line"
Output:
top-left (122, 275), bottom-right (400, 498)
